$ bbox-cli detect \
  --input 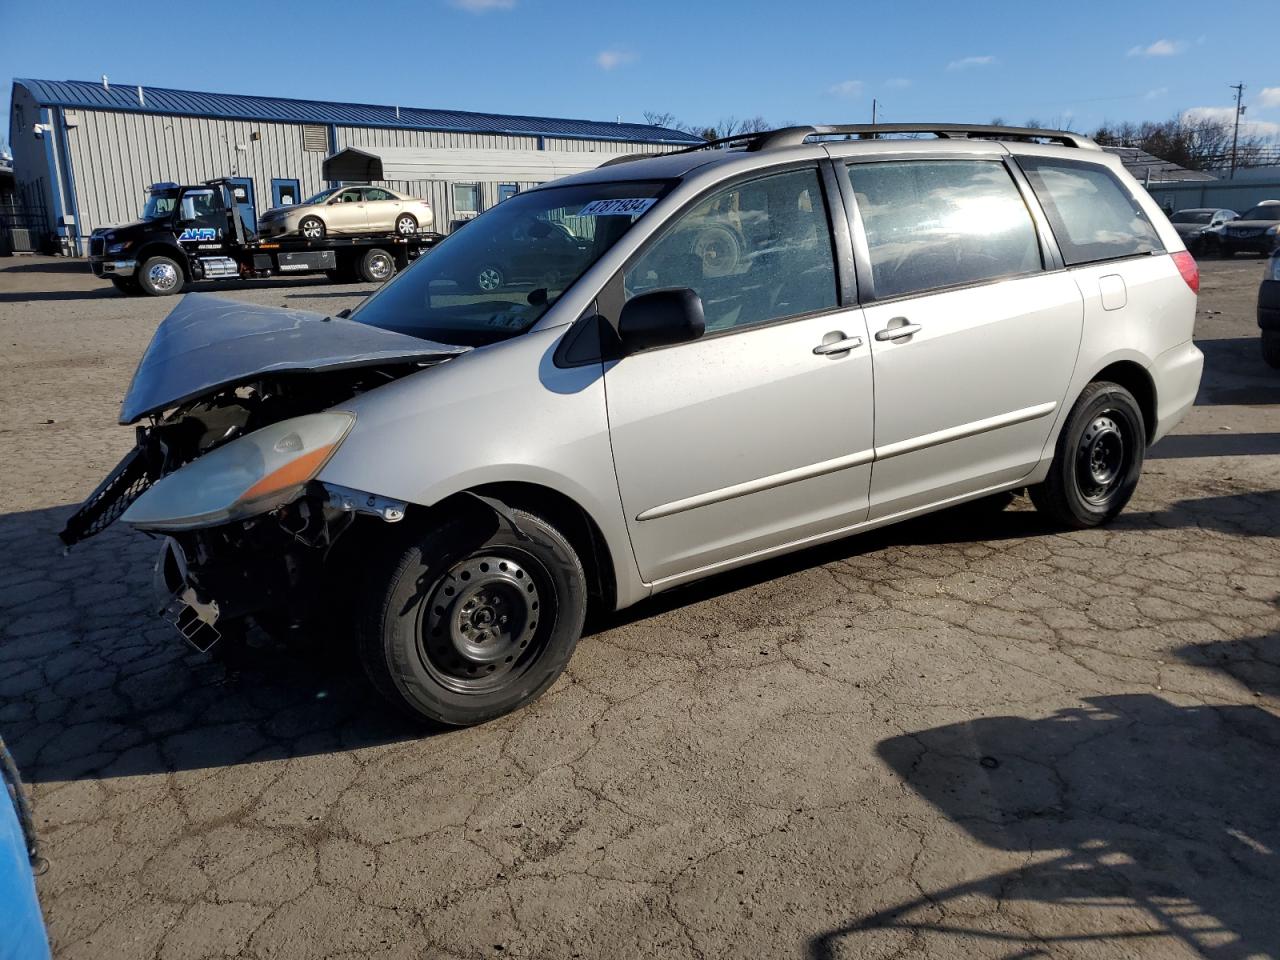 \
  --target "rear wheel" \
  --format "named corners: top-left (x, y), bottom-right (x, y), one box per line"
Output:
top-left (358, 508), bottom-right (587, 726)
top-left (358, 248), bottom-right (396, 283)
top-left (1262, 331), bottom-right (1280, 369)
top-left (137, 256), bottom-right (184, 296)
top-left (395, 213), bottom-right (418, 236)
top-left (1030, 381), bottom-right (1145, 529)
